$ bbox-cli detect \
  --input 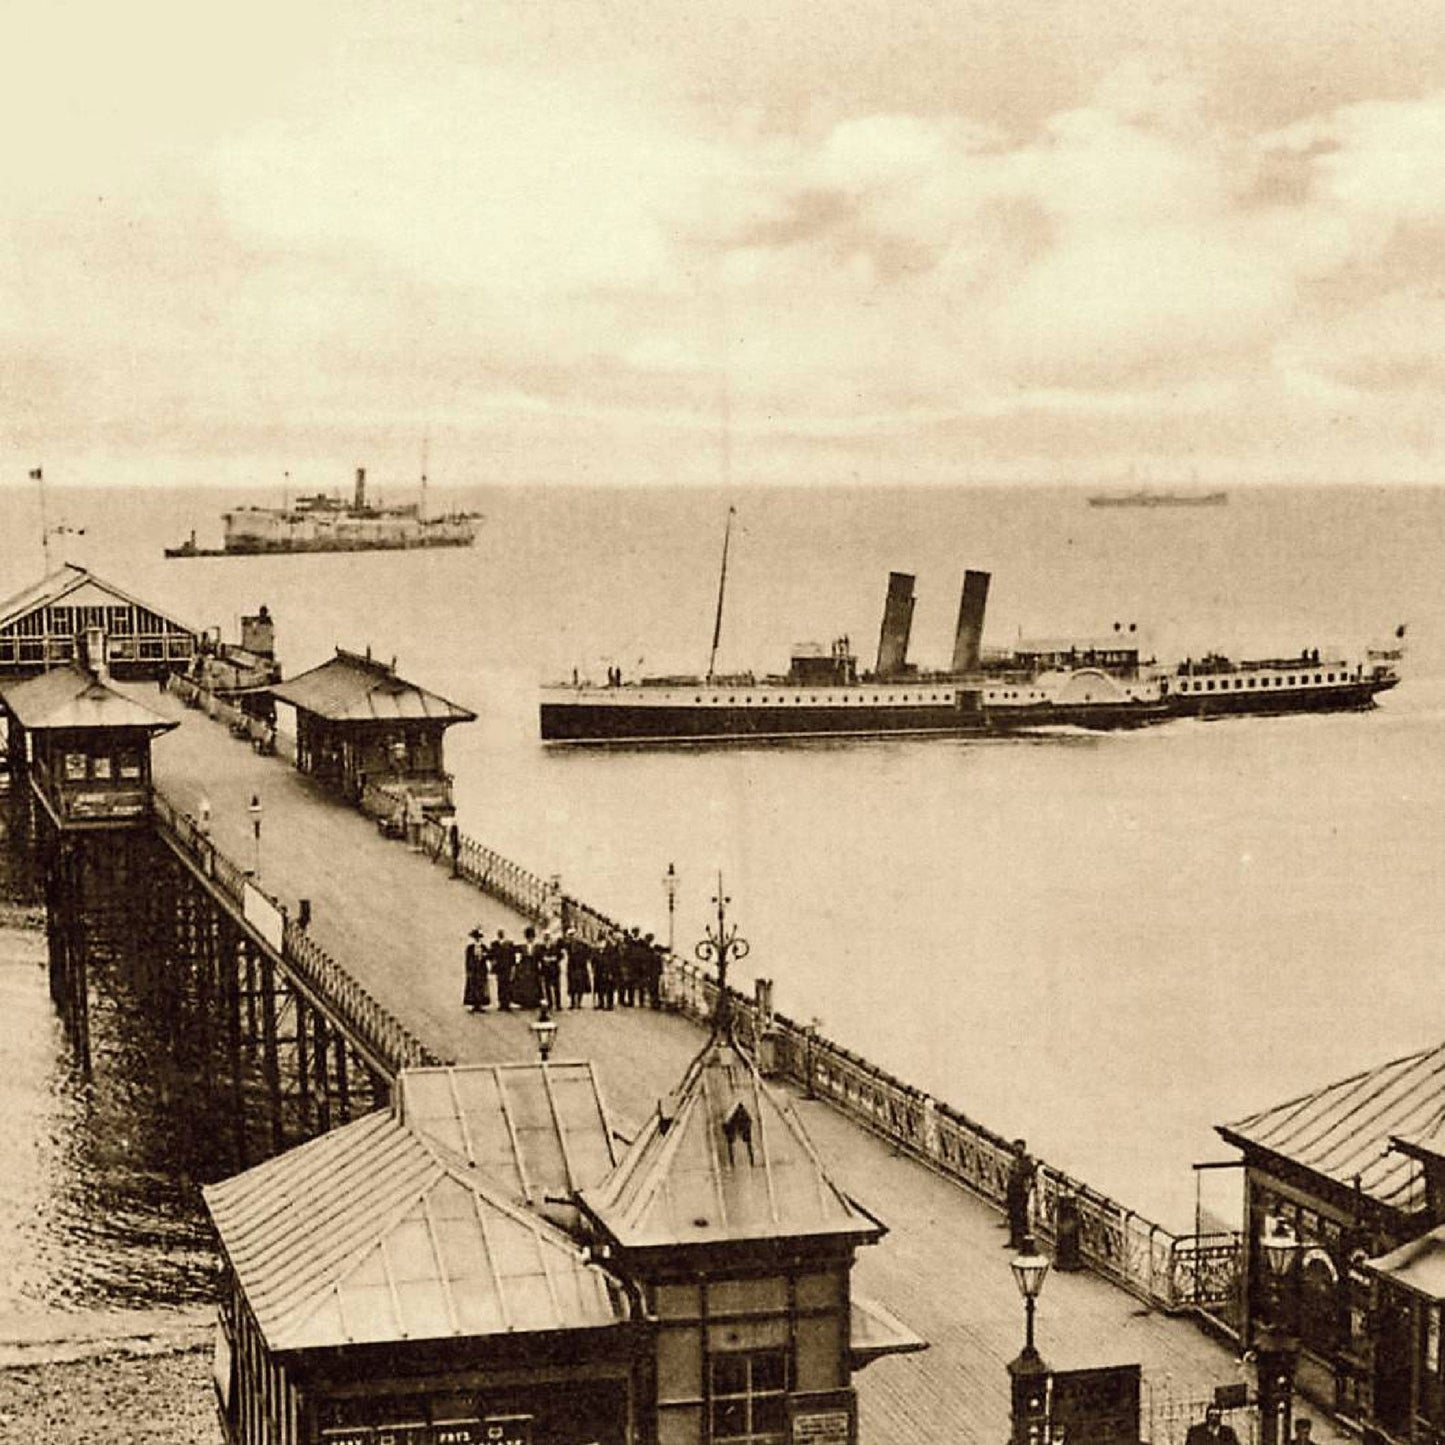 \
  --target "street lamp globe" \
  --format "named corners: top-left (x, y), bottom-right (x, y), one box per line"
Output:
top-left (1259, 1215), bottom-right (1300, 1281)
top-left (530, 1003), bottom-right (559, 1062)
top-left (1011, 1234), bottom-right (1051, 1302)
